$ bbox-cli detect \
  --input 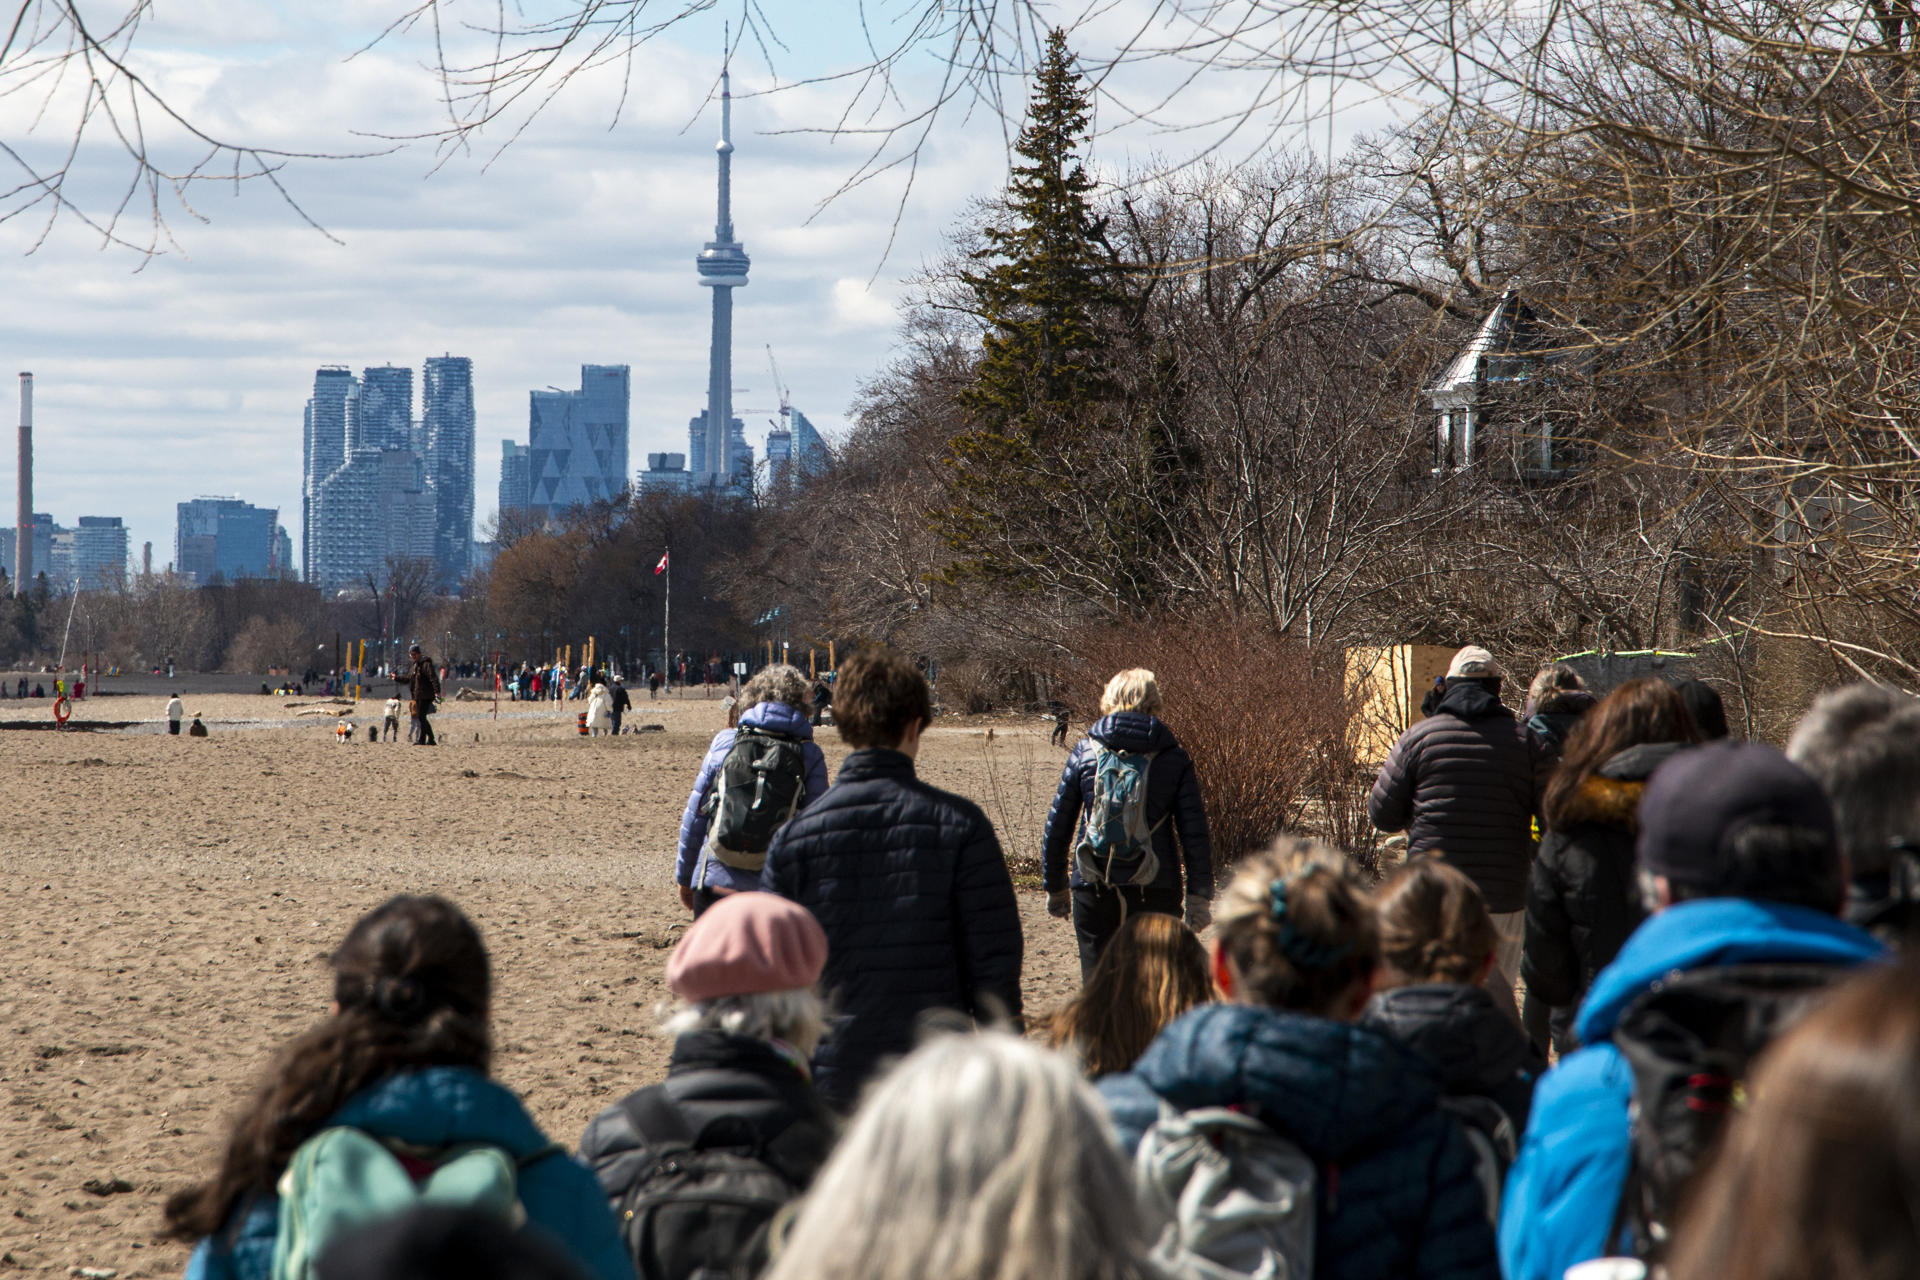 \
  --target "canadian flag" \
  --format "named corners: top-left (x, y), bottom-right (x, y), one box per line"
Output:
top-left (654, 551), bottom-right (670, 575)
